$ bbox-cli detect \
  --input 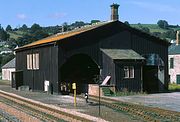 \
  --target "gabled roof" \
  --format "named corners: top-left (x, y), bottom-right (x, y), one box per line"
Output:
top-left (16, 20), bottom-right (170, 51)
top-left (101, 49), bottom-right (145, 60)
top-left (2, 58), bottom-right (15, 69)
top-left (168, 43), bottom-right (180, 55)
top-left (16, 21), bottom-right (114, 51)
